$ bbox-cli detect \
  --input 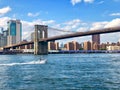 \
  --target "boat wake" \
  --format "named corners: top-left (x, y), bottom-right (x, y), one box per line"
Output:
top-left (0, 60), bottom-right (47, 66)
